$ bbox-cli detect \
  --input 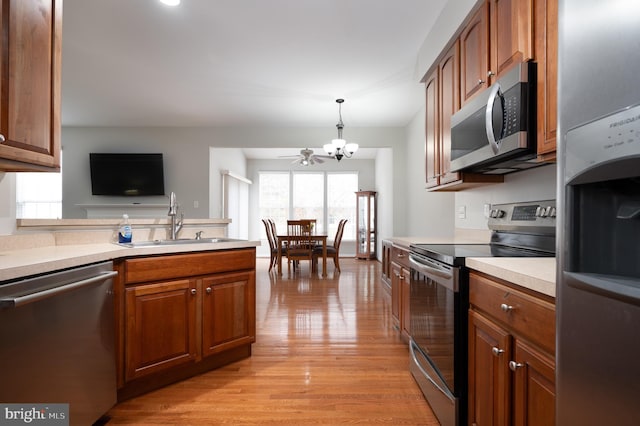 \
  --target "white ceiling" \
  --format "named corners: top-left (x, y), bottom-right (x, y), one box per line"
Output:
top-left (61, 0), bottom-right (448, 130)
